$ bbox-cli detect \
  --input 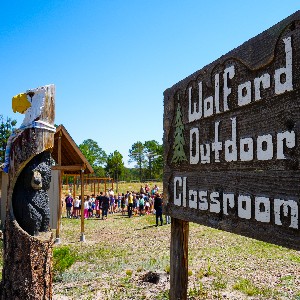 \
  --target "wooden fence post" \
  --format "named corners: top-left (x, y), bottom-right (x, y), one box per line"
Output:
top-left (170, 218), bottom-right (189, 300)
